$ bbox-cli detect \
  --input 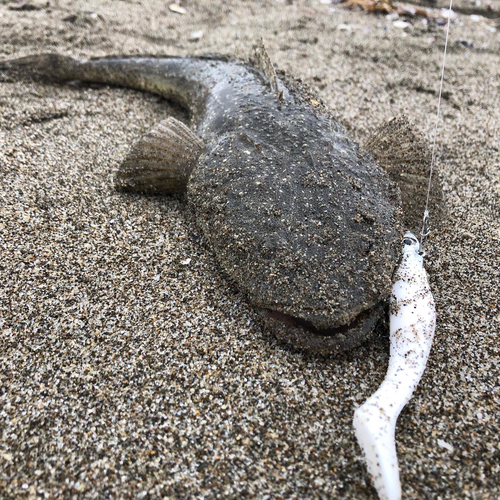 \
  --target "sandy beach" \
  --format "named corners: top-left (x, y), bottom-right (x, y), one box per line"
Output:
top-left (1, 0), bottom-right (499, 498)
